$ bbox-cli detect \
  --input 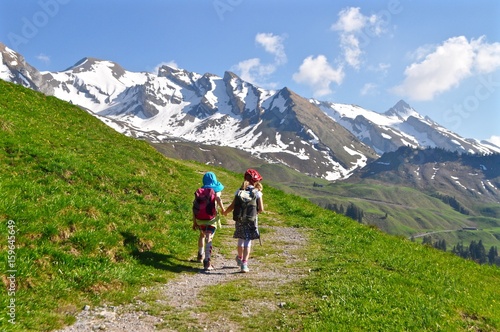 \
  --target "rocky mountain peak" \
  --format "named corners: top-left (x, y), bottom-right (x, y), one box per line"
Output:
top-left (65, 57), bottom-right (127, 78)
top-left (223, 71), bottom-right (240, 81)
top-left (157, 64), bottom-right (183, 77)
top-left (384, 99), bottom-right (419, 120)
top-left (0, 43), bottom-right (53, 95)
